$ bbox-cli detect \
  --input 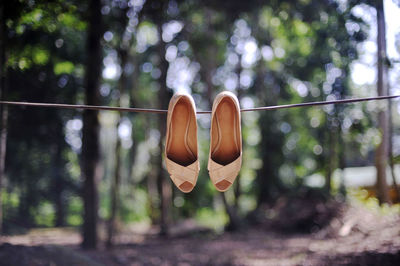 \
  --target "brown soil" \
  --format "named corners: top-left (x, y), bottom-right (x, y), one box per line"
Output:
top-left (1, 202), bottom-right (399, 266)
